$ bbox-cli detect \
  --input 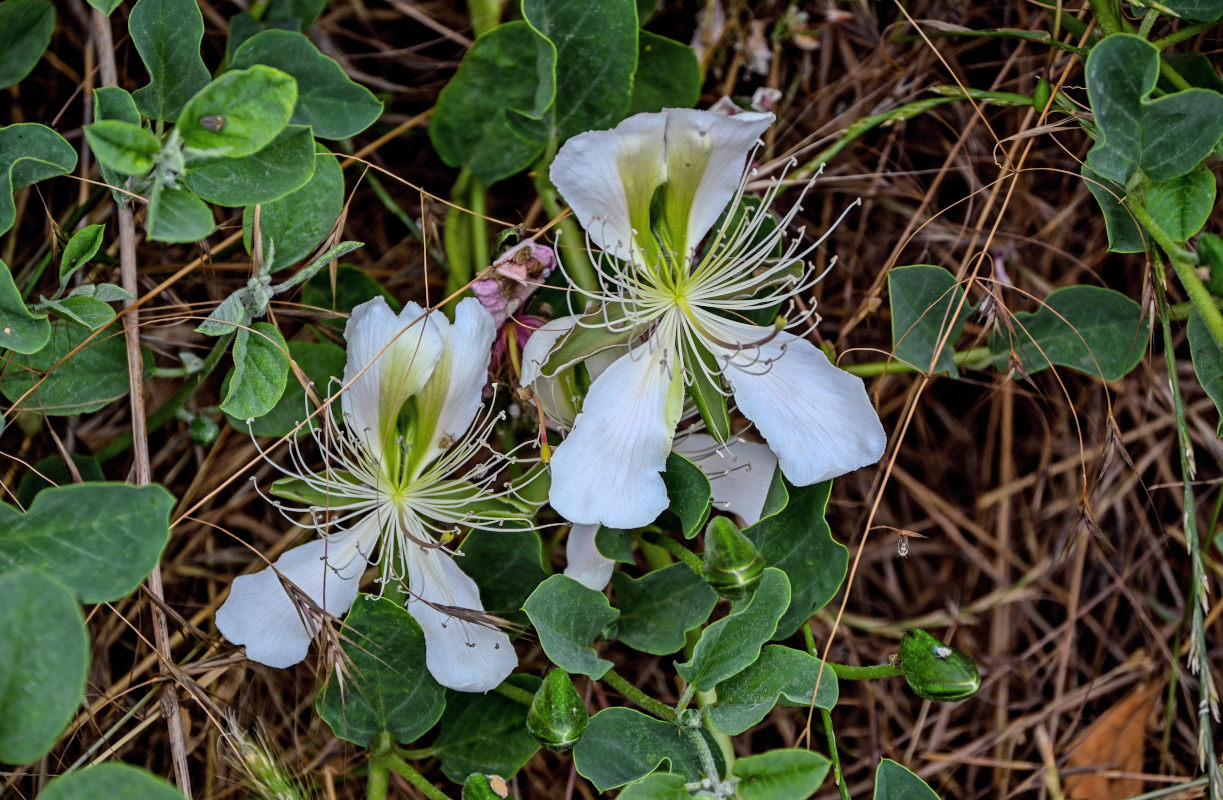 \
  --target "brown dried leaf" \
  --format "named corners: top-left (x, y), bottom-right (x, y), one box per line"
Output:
top-left (1063, 682), bottom-right (1162, 800)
